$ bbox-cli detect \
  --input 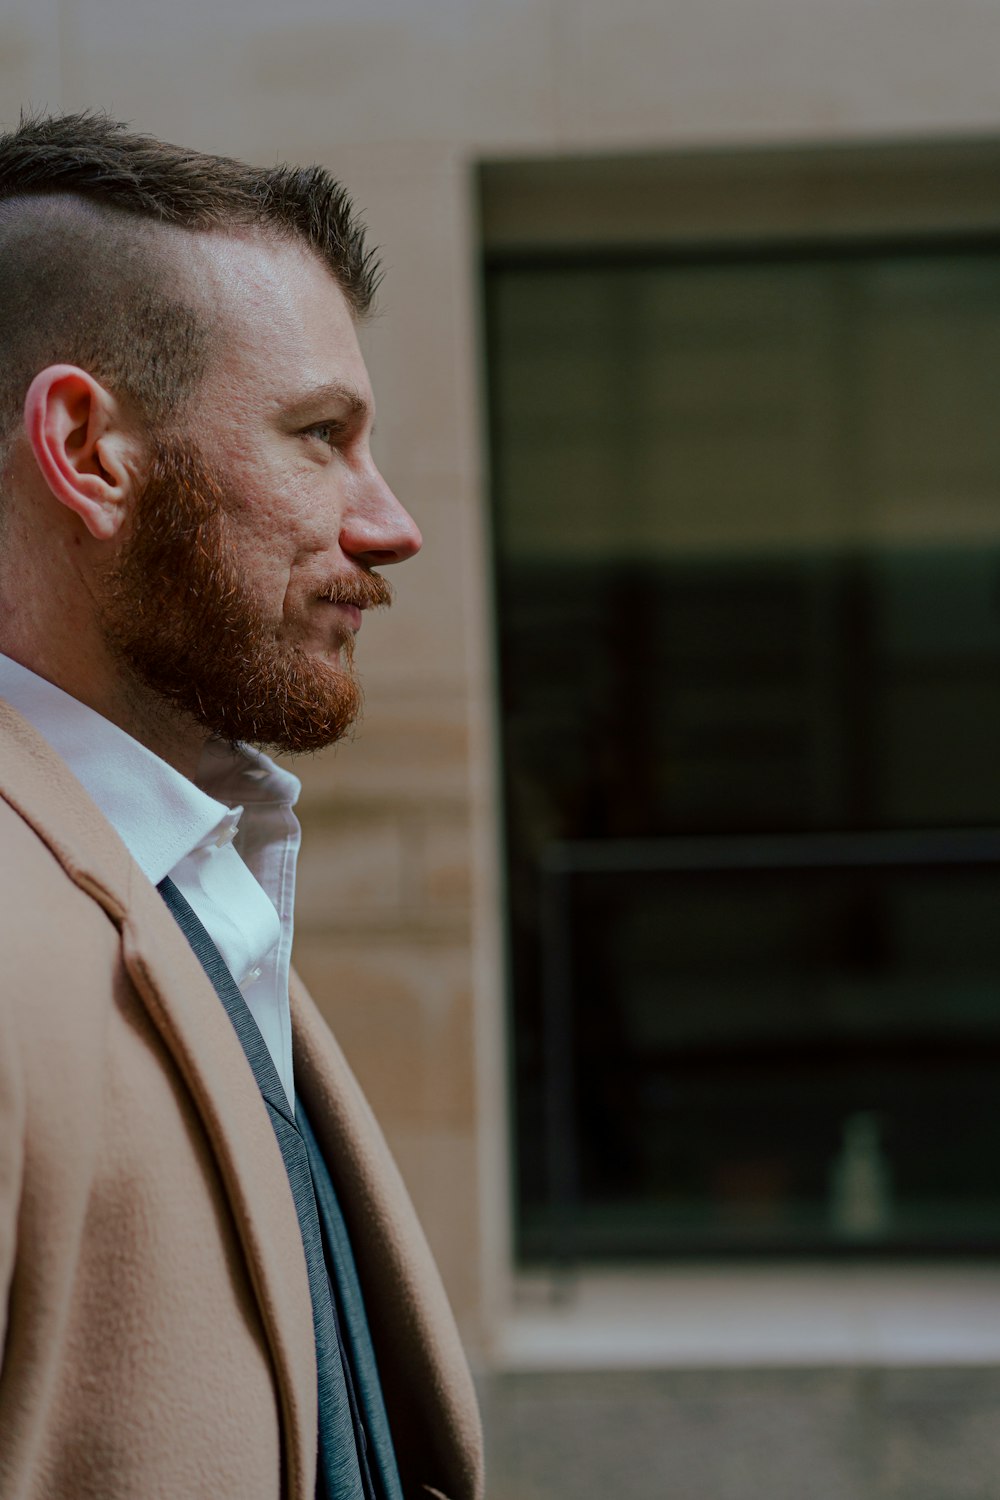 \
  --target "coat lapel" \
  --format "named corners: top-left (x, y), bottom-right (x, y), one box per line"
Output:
top-left (291, 974), bottom-right (485, 1500)
top-left (0, 701), bottom-right (317, 1500)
